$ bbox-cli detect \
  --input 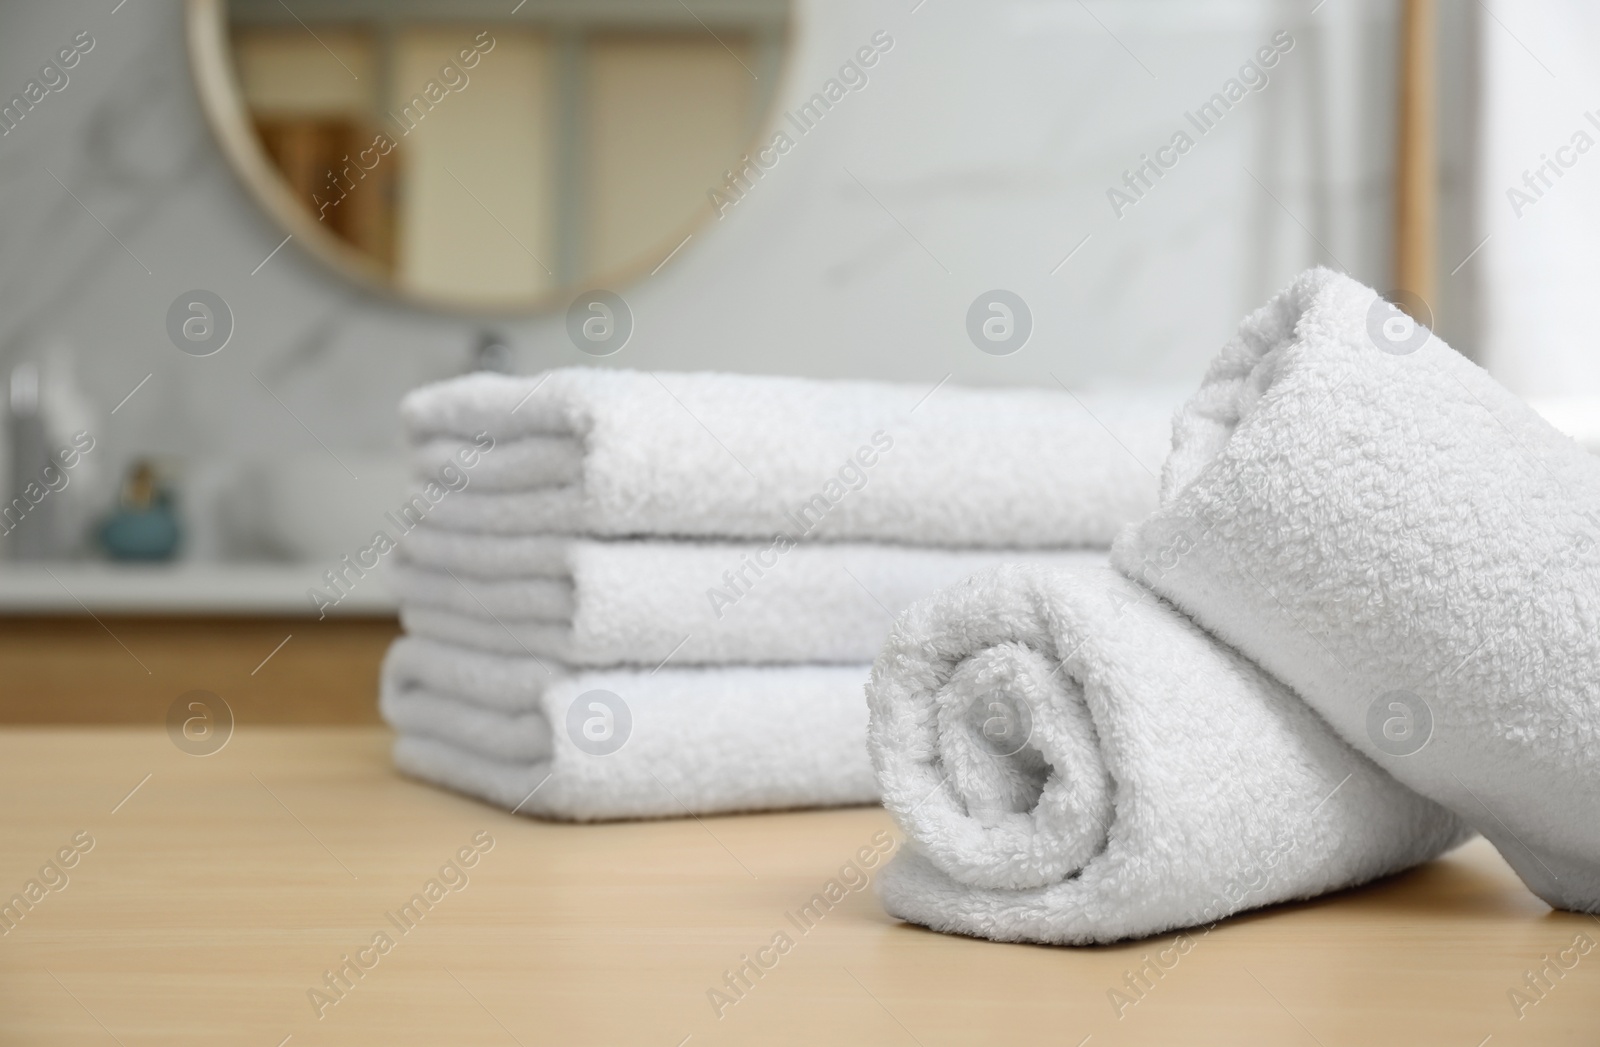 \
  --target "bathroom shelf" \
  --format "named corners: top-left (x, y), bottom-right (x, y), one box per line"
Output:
top-left (0, 562), bottom-right (397, 616)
